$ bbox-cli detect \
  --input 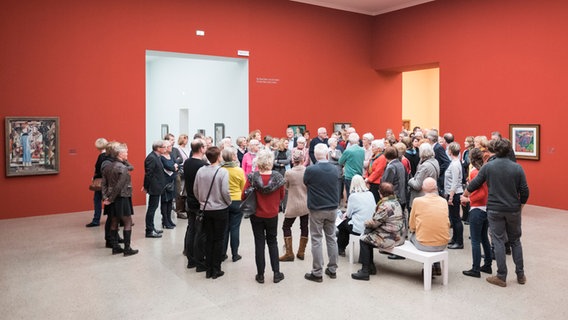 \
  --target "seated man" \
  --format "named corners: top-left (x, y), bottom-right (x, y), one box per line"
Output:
top-left (351, 182), bottom-right (404, 281)
top-left (409, 177), bottom-right (451, 275)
